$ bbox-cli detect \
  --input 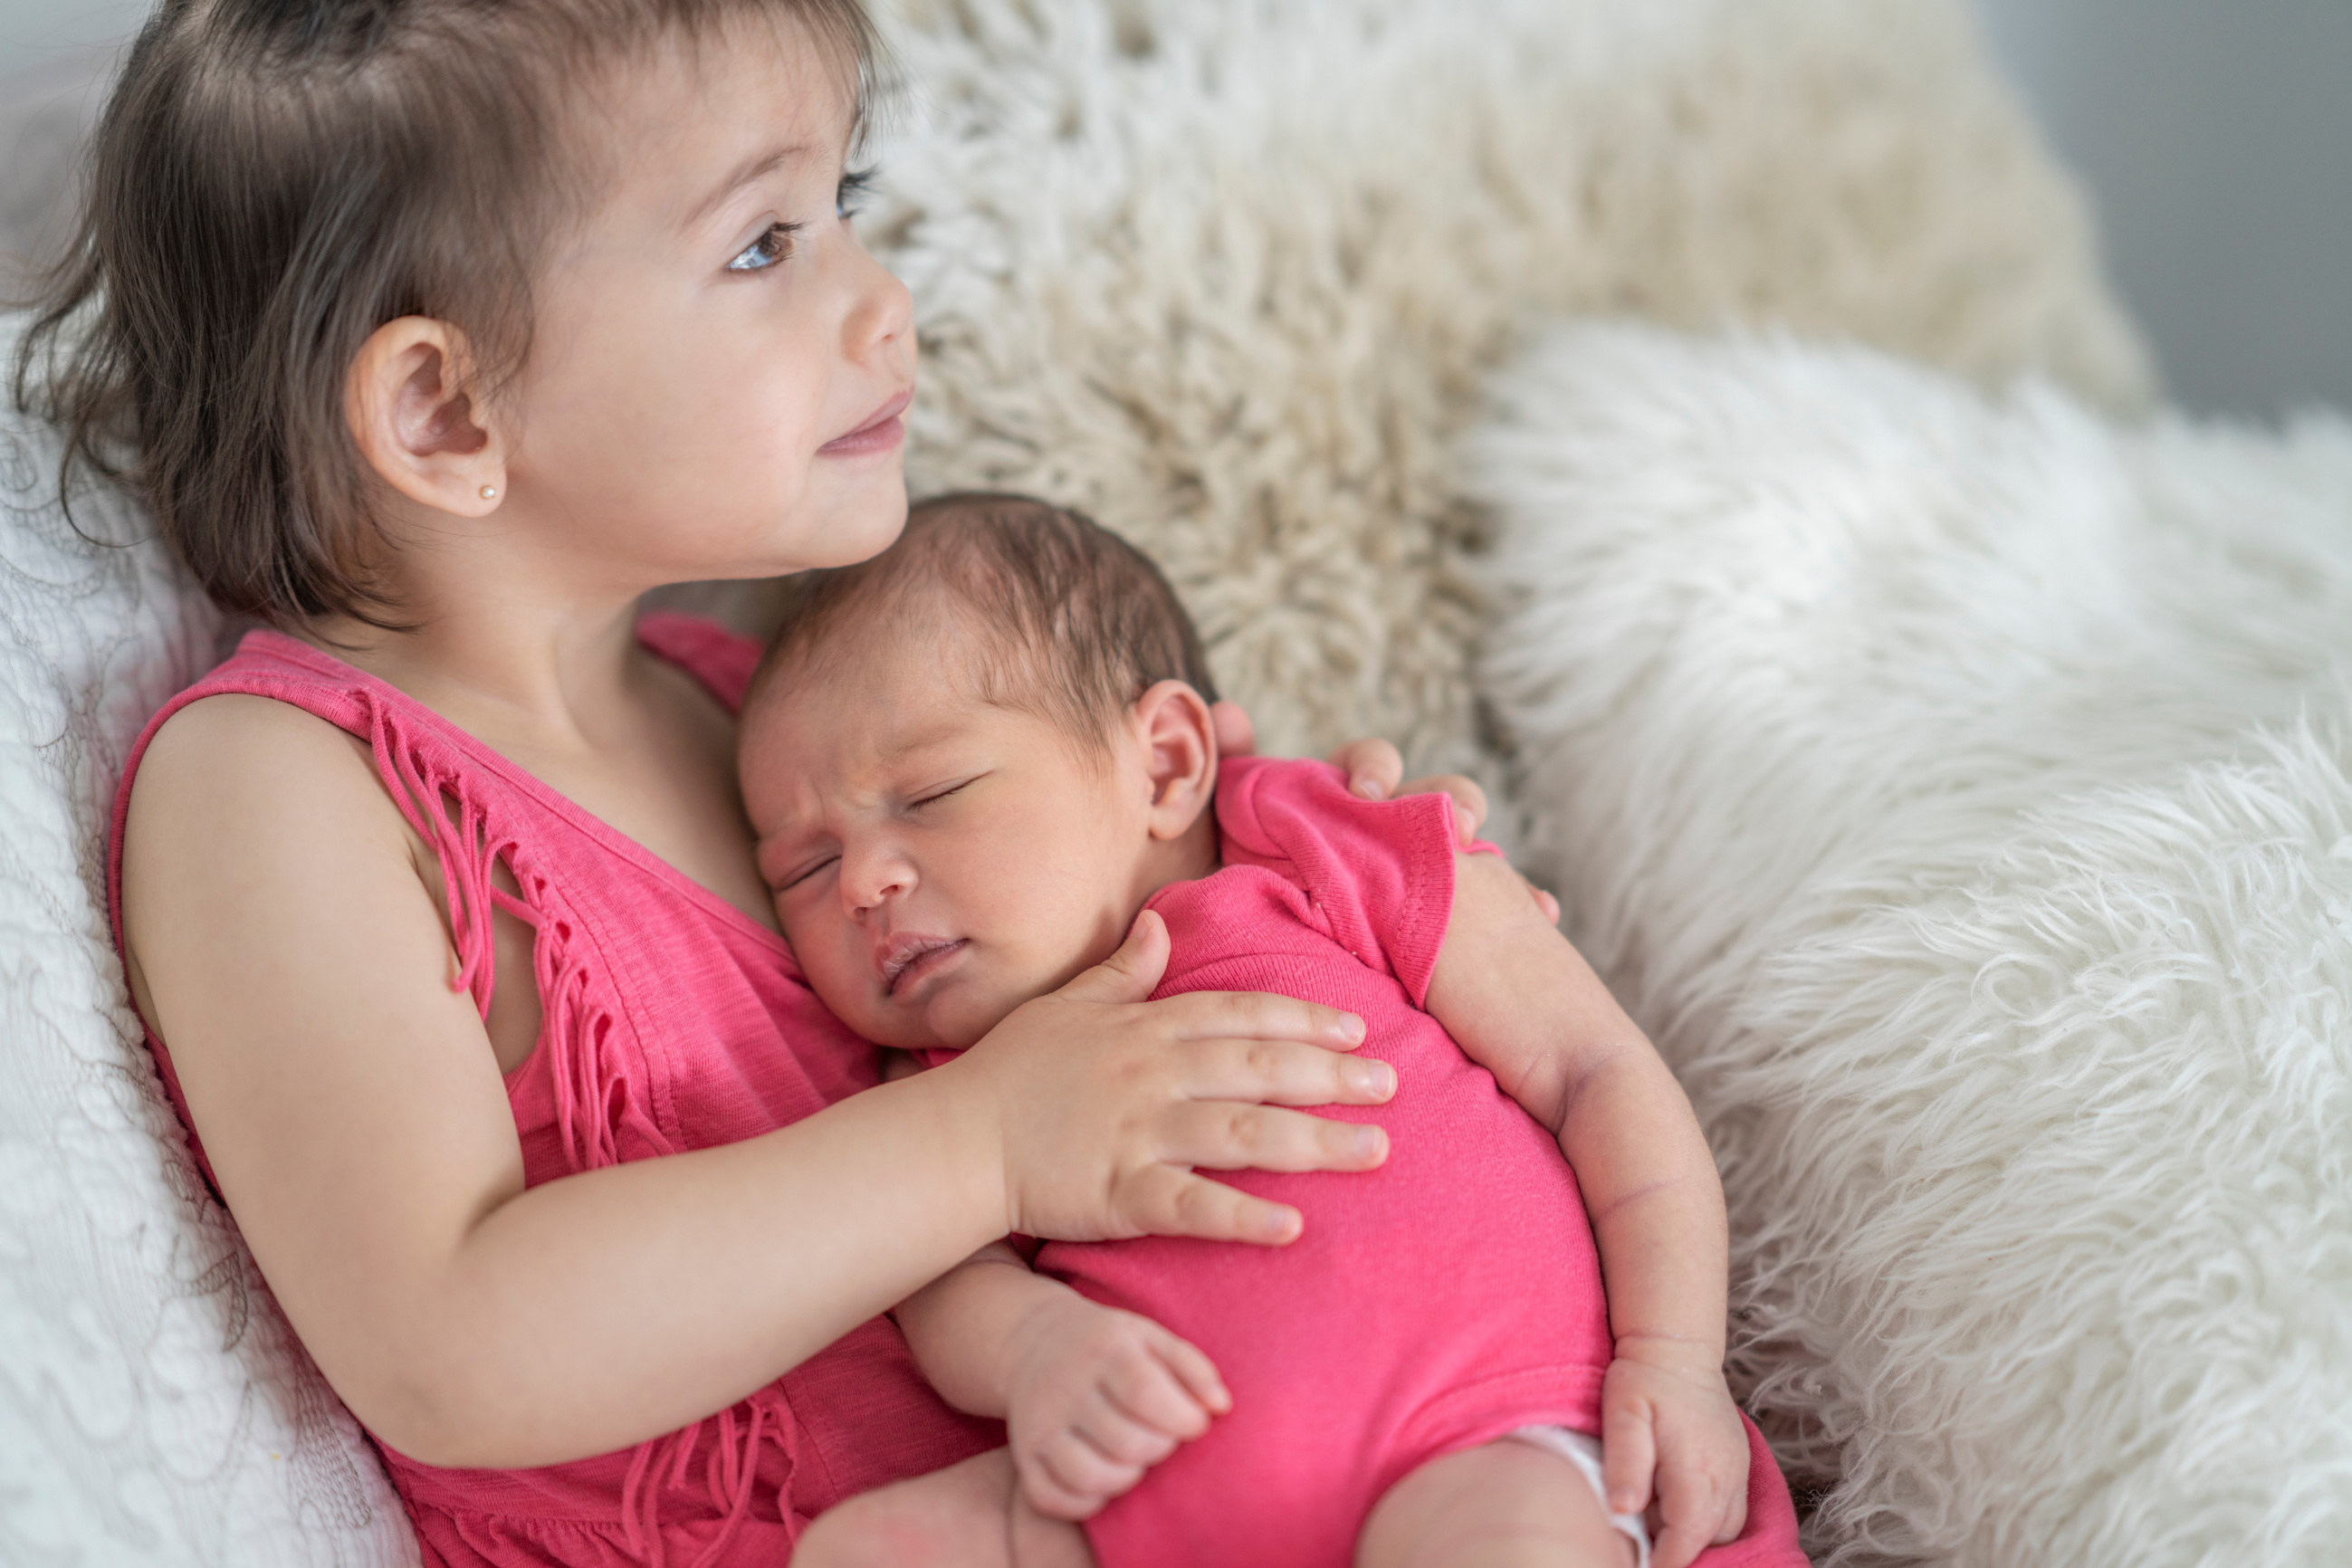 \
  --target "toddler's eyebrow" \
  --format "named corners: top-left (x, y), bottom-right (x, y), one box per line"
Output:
top-left (687, 141), bottom-right (822, 228)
